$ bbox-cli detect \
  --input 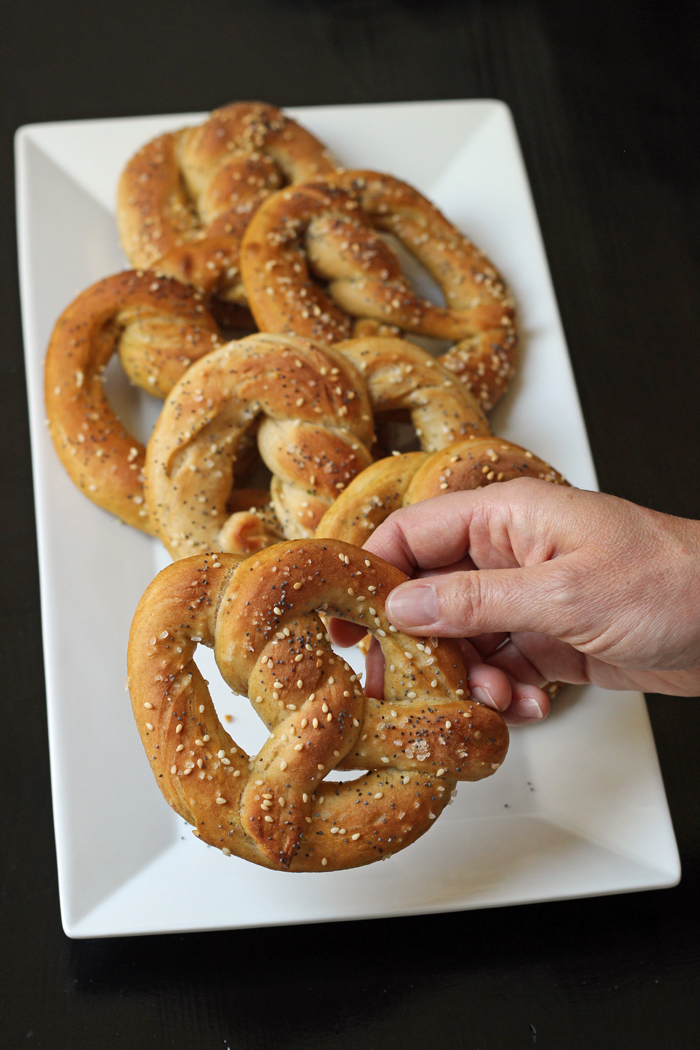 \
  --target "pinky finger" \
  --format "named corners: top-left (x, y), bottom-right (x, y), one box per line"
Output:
top-left (502, 674), bottom-right (550, 726)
